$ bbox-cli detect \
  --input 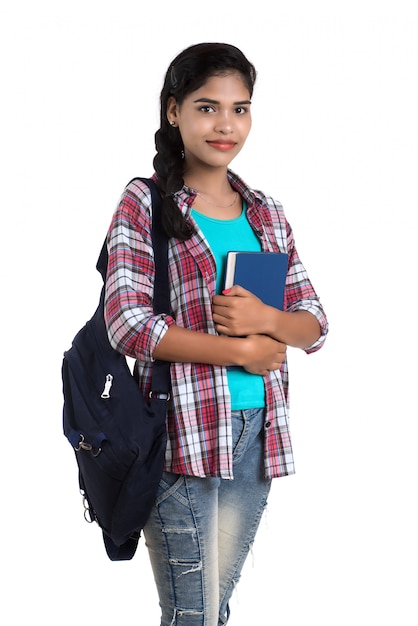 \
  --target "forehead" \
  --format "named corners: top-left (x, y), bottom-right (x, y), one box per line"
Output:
top-left (187, 73), bottom-right (251, 101)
